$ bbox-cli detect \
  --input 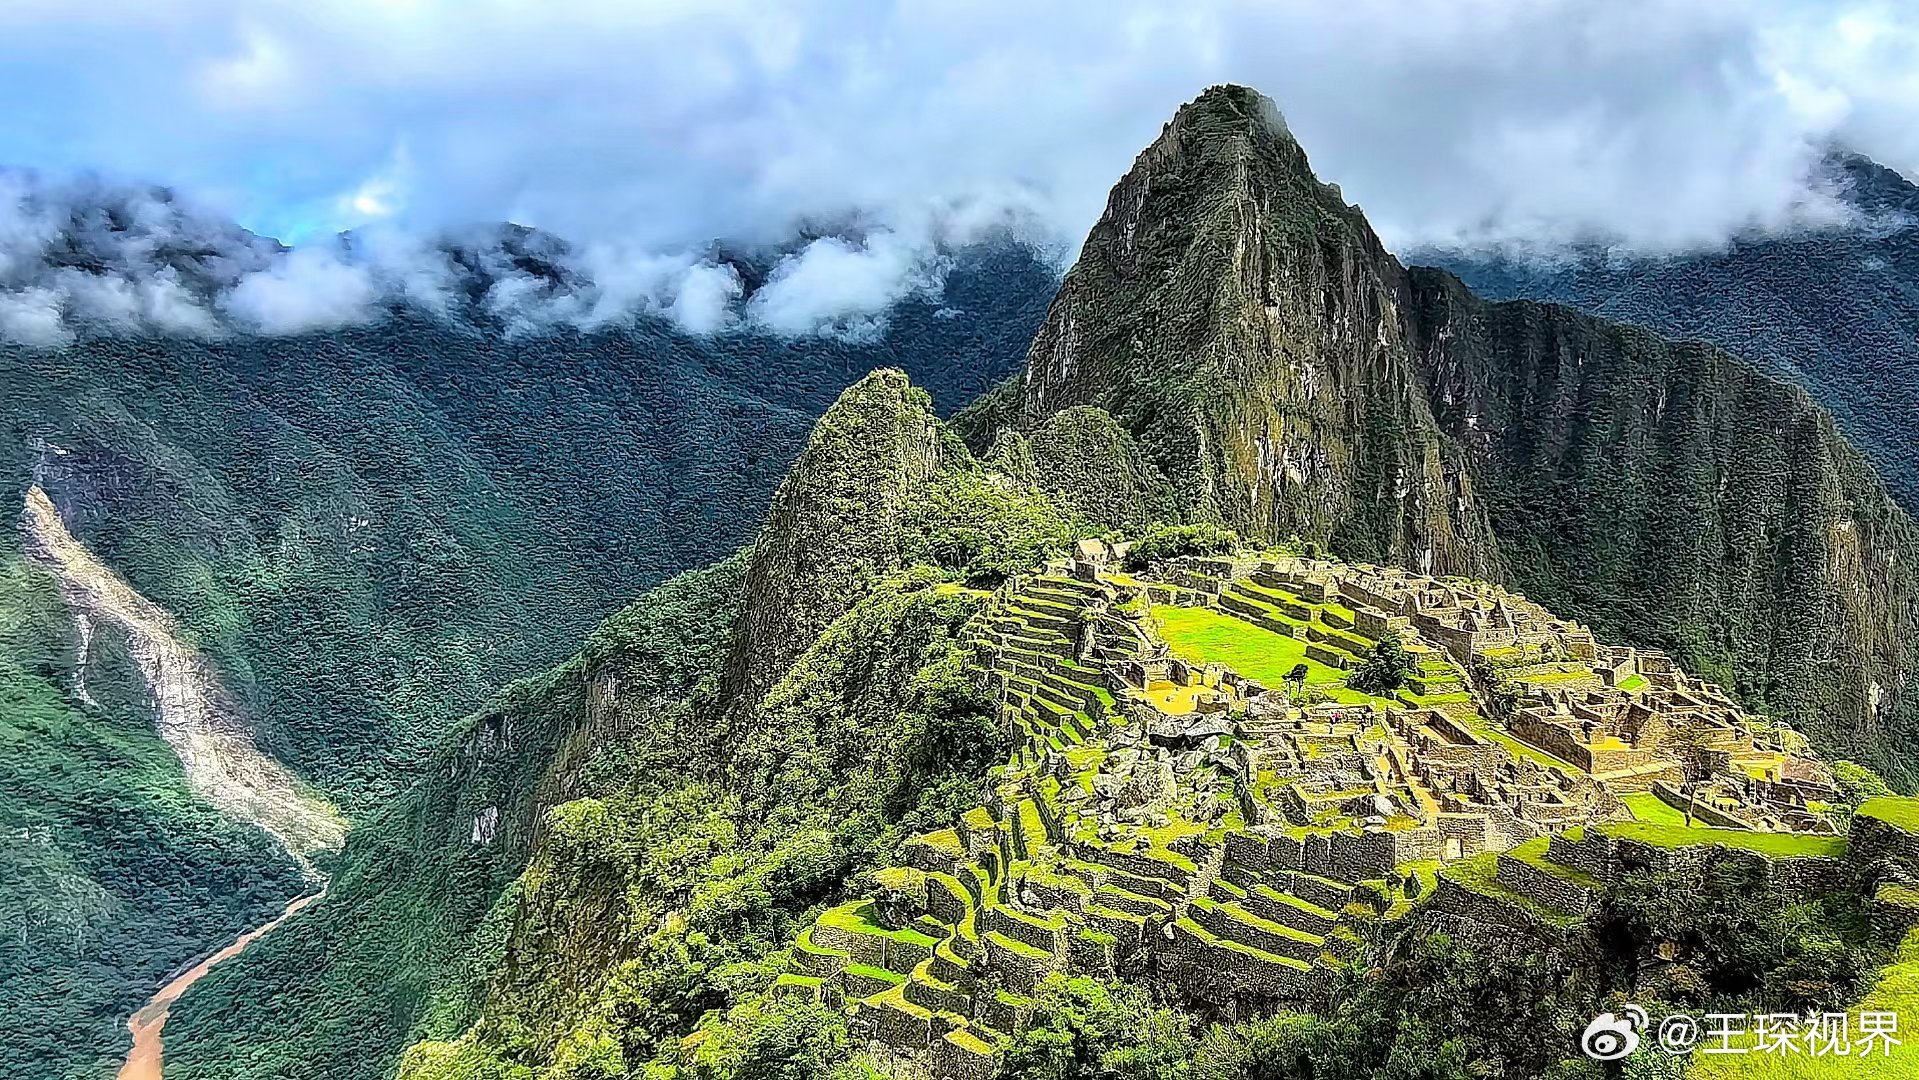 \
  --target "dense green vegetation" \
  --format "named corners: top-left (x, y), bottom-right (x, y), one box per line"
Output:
top-left (1, 244), bottom-right (1048, 811)
top-left (1689, 927), bottom-right (1919, 1079)
top-left (1121, 523), bottom-right (1240, 570)
top-left (377, 374), bottom-right (1076, 1080)
top-left (1, 247), bottom-right (1046, 1076)
top-left (166, 371), bottom-right (1069, 1080)
top-left (0, 550), bottom-right (304, 1079)
top-left (160, 556), bottom-right (747, 1080)
top-left (1347, 637), bottom-right (1418, 696)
